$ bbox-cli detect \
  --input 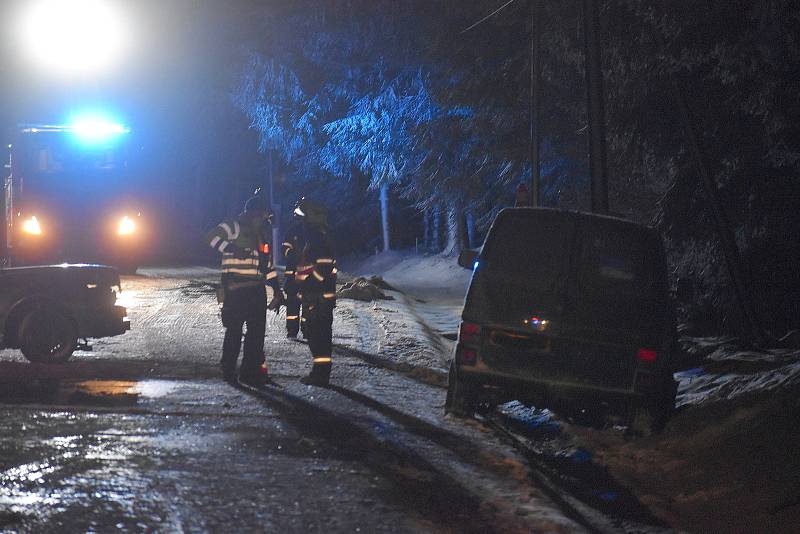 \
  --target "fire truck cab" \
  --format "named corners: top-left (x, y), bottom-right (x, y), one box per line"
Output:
top-left (3, 121), bottom-right (146, 273)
